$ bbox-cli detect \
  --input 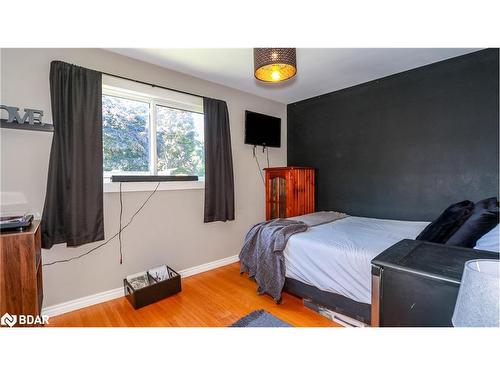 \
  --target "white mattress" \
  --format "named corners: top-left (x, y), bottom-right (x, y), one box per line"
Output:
top-left (284, 216), bottom-right (429, 304)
